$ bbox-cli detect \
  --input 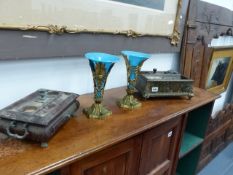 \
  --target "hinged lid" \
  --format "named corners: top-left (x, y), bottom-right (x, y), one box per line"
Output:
top-left (0, 89), bottom-right (79, 126)
top-left (140, 70), bottom-right (183, 81)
